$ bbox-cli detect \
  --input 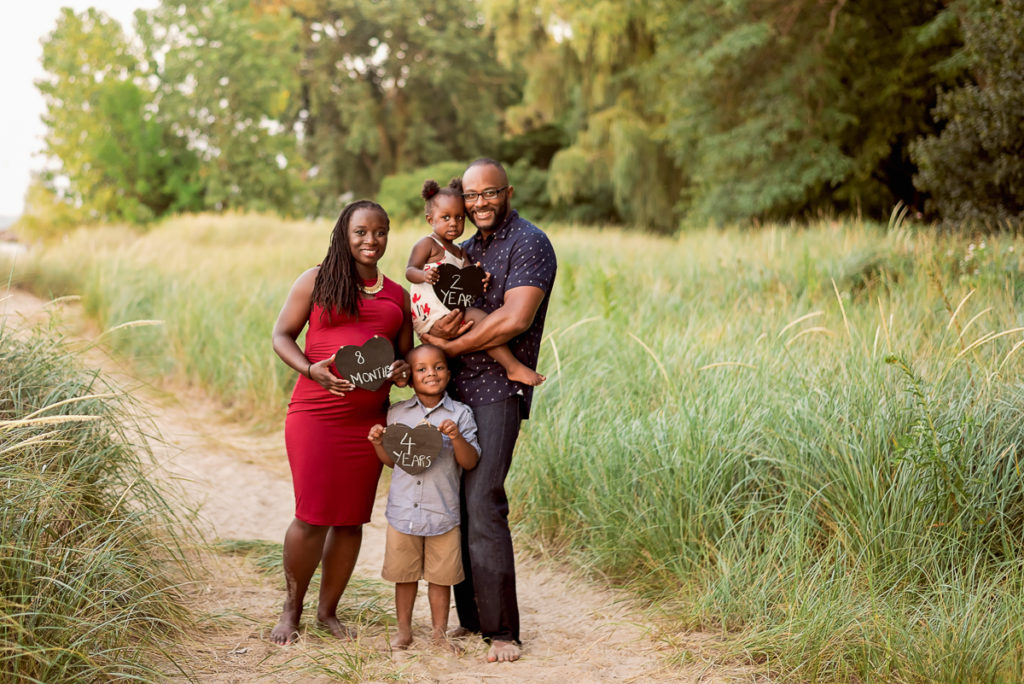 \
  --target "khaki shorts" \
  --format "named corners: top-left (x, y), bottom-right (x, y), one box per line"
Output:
top-left (382, 523), bottom-right (464, 585)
